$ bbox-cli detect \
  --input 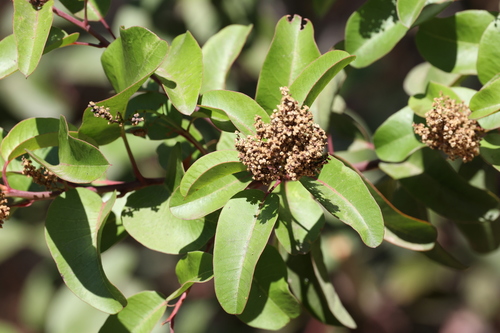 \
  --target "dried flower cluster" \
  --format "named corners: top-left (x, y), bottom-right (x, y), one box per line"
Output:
top-left (413, 94), bottom-right (485, 162)
top-left (235, 87), bottom-right (328, 185)
top-left (29, 0), bottom-right (49, 10)
top-left (0, 192), bottom-right (9, 228)
top-left (88, 102), bottom-right (144, 126)
top-left (22, 157), bottom-right (58, 189)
